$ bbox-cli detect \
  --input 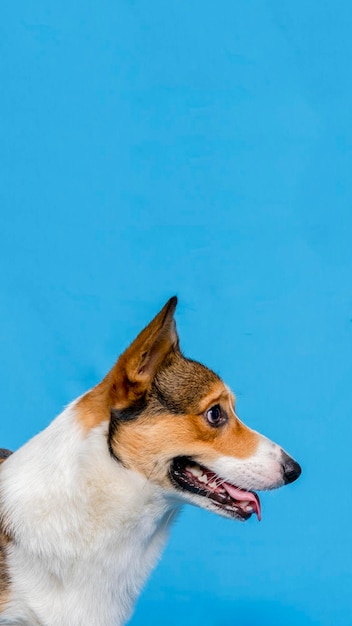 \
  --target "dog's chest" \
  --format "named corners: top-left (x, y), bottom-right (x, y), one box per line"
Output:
top-left (5, 504), bottom-right (174, 626)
